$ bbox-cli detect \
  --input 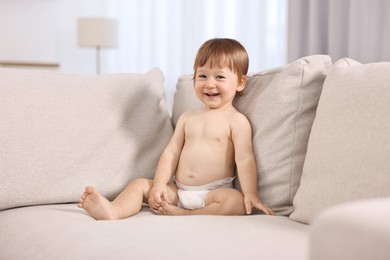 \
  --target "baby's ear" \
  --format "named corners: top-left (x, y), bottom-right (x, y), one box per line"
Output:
top-left (236, 75), bottom-right (247, 92)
